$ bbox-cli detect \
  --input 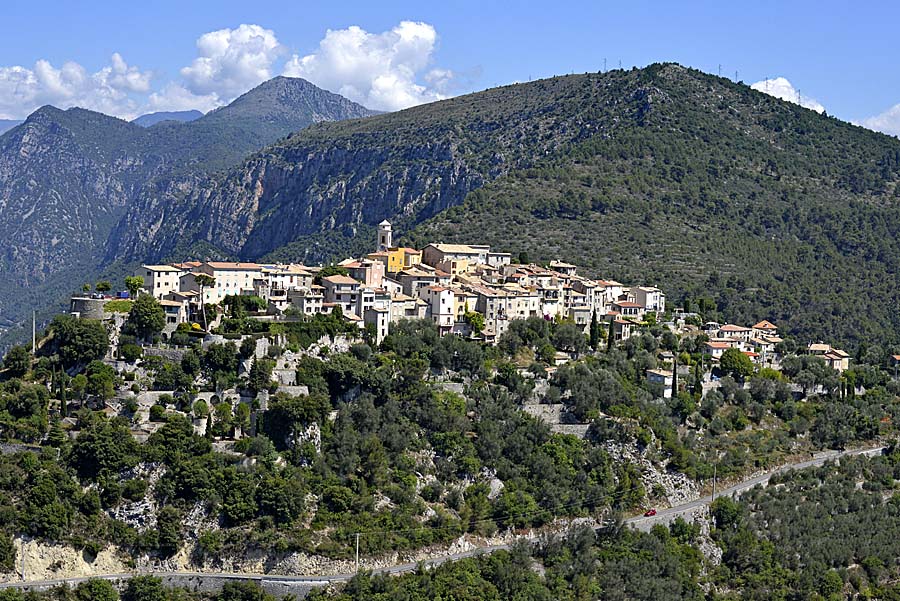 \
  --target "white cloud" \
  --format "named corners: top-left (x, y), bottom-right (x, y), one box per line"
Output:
top-left (0, 21), bottom-right (459, 119)
top-left (859, 104), bottom-right (900, 137)
top-left (180, 24), bottom-right (283, 100)
top-left (0, 54), bottom-right (153, 119)
top-left (283, 21), bottom-right (452, 111)
top-left (751, 77), bottom-right (825, 113)
top-left (146, 83), bottom-right (220, 114)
